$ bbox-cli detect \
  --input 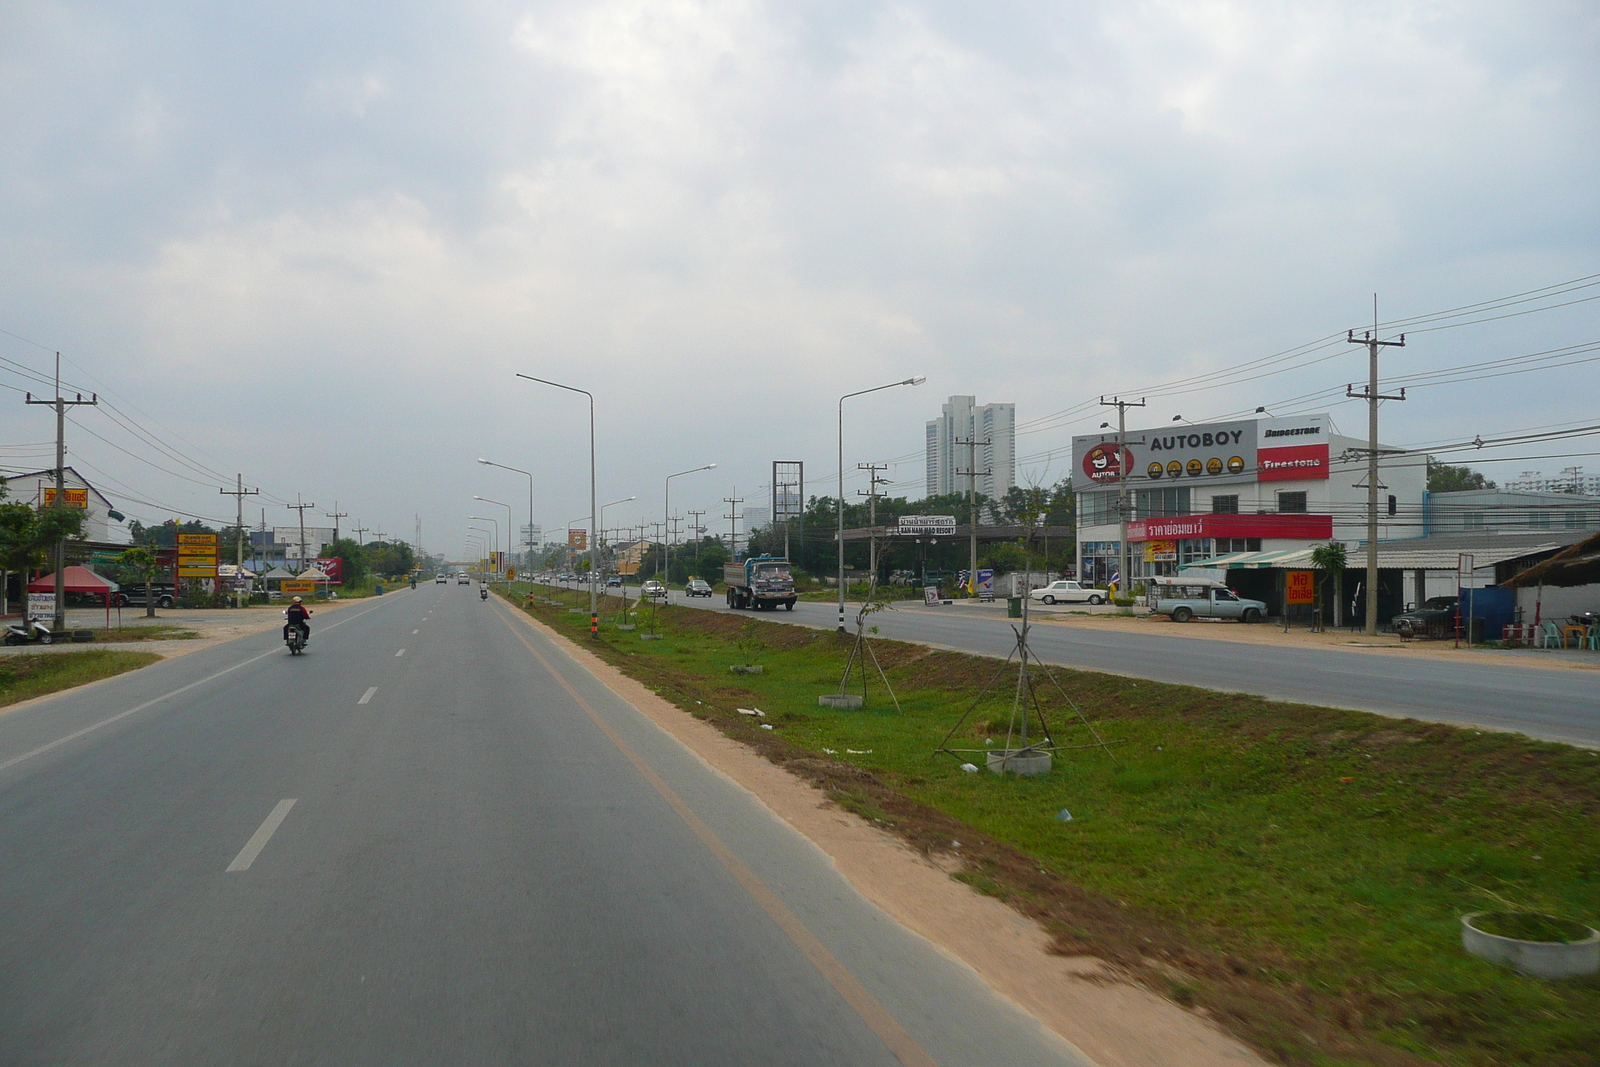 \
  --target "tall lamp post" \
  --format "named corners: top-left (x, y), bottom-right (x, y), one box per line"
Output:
top-left (469, 516), bottom-right (500, 576)
top-left (663, 464), bottom-right (716, 590)
top-left (478, 459), bottom-right (535, 570)
top-left (837, 376), bottom-right (925, 633)
top-left (599, 495), bottom-right (636, 583)
top-left (473, 496), bottom-right (515, 575)
top-left (468, 527), bottom-right (492, 574)
top-left (518, 373), bottom-right (599, 636)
